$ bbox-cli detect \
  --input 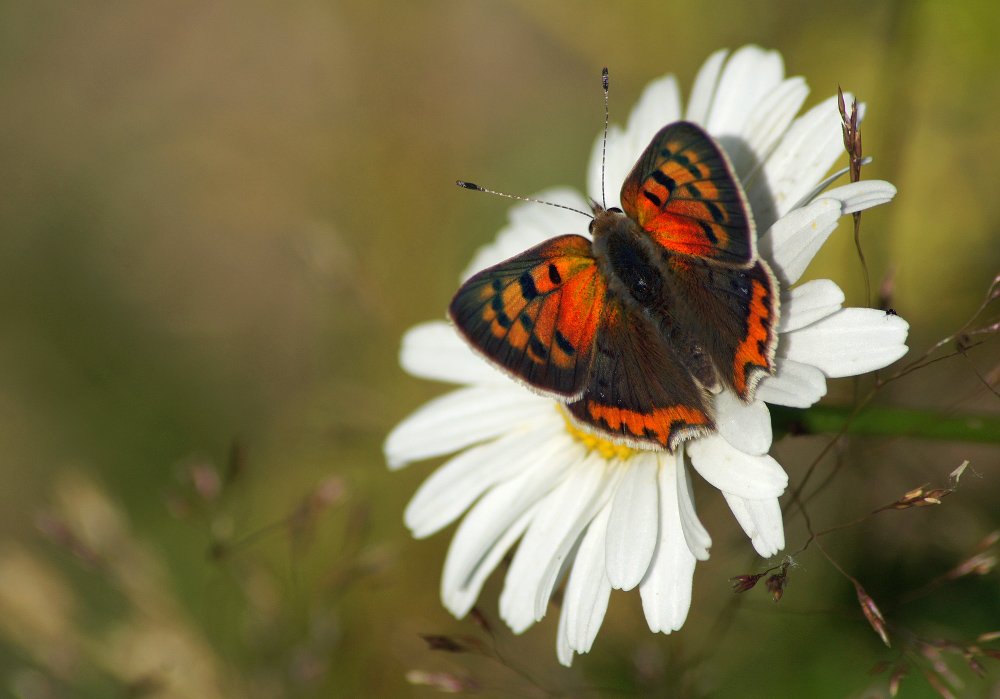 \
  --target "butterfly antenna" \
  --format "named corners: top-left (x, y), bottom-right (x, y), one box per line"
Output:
top-left (600, 66), bottom-right (610, 209)
top-left (455, 181), bottom-right (592, 218)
